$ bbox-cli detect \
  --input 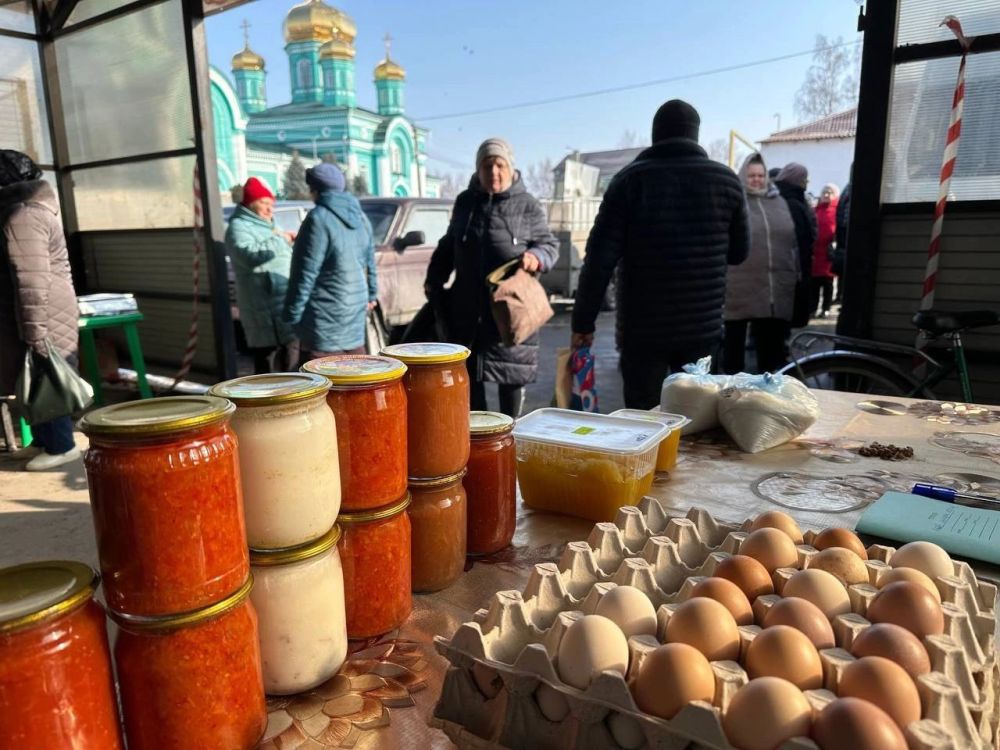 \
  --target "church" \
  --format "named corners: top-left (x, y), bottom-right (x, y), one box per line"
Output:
top-left (210, 0), bottom-right (436, 199)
